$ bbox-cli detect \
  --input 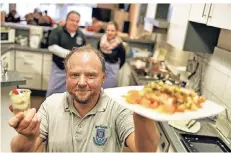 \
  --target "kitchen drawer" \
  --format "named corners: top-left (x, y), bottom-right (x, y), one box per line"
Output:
top-left (16, 59), bottom-right (42, 73)
top-left (19, 73), bottom-right (42, 90)
top-left (43, 53), bottom-right (52, 62)
top-left (16, 51), bottom-right (42, 61)
top-left (43, 61), bottom-right (52, 75)
top-left (42, 75), bottom-right (50, 90)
